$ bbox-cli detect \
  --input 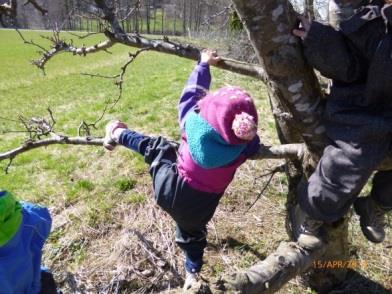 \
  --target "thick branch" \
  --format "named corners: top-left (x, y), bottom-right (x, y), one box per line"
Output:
top-left (21, 30), bottom-right (265, 80)
top-left (252, 143), bottom-right (304, 160)
top-left (4, 138), bottom-right (392, 171)
top-left (105, 31), bottom-right (266, 80)
top-left (0, 139), bottom-right (303, 163)
top-left (92, 0), bottom-right (266, 79)
top-left (213, 242), bottom-right (326, 294)
top-left (33, 38), bottom-right (115, 70)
